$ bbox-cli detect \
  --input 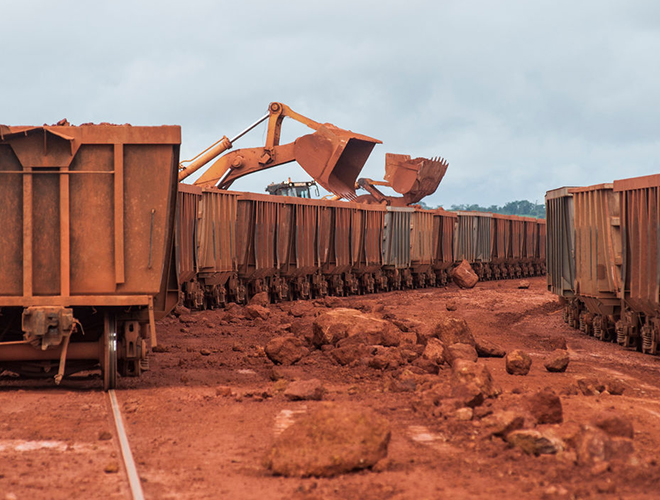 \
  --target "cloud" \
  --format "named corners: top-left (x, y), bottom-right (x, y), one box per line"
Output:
top-left (3, 1), bottom-right (659, 206)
